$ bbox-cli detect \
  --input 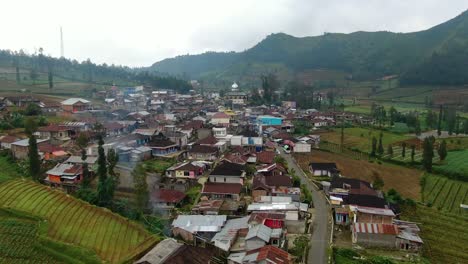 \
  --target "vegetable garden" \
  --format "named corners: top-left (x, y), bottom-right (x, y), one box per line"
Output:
top-left (402, 205), bottom-right (468, 264)
top-left (421, 174), bottom-right (468, 216)
top-left (0, 180), bottom-right (158, 263)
